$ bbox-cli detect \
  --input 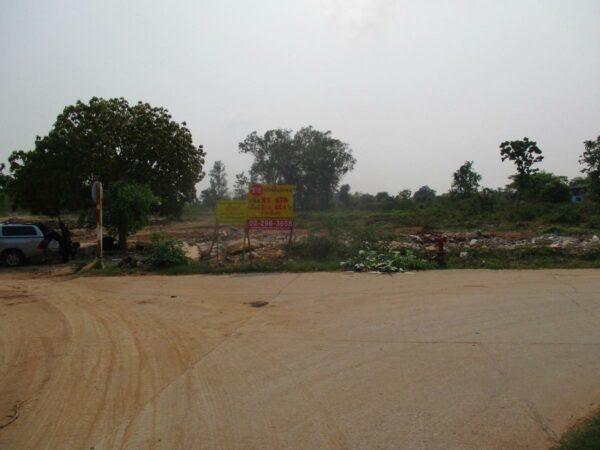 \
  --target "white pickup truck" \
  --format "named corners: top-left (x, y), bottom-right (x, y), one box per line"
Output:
top-left (0, 223), bottom-right (59, 266)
